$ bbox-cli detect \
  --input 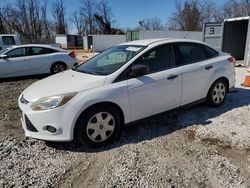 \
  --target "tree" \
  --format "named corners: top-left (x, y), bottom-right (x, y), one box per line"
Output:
top-left (0, 0), bottom-right (54, 43)
top-left (70, 10), bottom-right (85, 35)
top-left (139, 17), bottom-right (164, 30)
top-left (80, 0), bottom-right (96, 35)
top-left (169, 0), bottom-right (202, 31)
top-left (222, 0), bottom-right (250, 19)
top-left (53, 0), bottom-right (67, 34)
